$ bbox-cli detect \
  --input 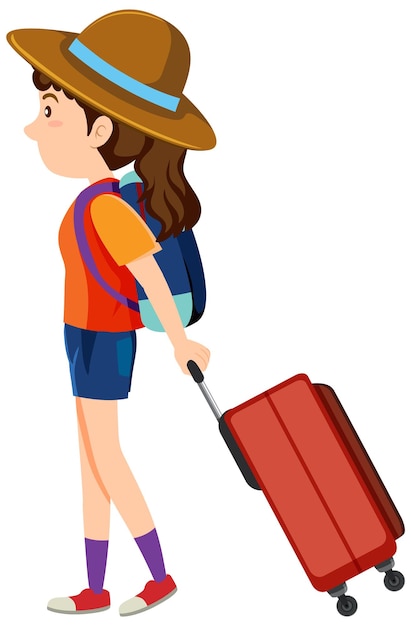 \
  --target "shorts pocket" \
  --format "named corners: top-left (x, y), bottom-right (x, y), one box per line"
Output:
top-left (116, 336), bottom-right (133, 378)
top-left (64, 325), bottom-right (79, 363)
